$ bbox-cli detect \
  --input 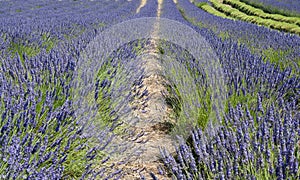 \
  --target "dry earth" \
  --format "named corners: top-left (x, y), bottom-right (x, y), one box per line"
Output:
top-left (111, 0), bottom-right (179, 179)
